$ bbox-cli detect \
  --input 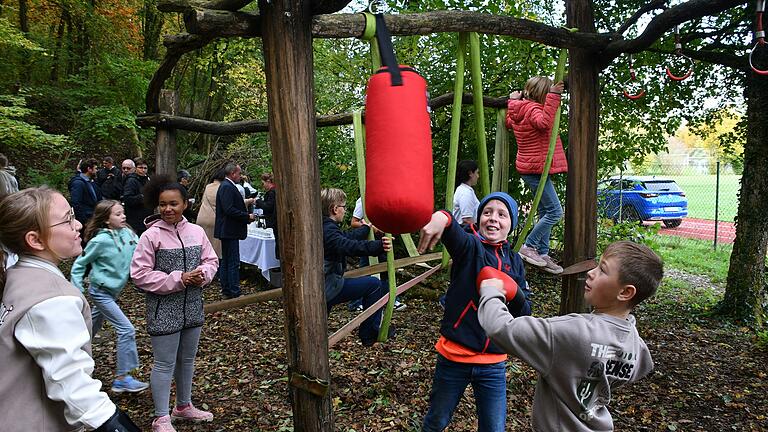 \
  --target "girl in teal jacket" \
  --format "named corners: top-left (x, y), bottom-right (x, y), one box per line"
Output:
top-left (71, 200), bottom-right (149, 394)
